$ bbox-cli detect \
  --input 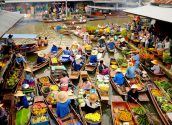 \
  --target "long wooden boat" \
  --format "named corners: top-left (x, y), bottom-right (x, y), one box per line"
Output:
top-left (78, 71), bottom-right (102, 125)
top-left (32, 47), bottom-right (63, 72)
top-left (147, 84), bottom-right (171, 125)
top-left (111, 101), bottom-right (137, 125)
top-left (64, 21), bottom-right (87, 25)
top-left (41, 19), bottom-right (69, 23)
top-left (85, 63), bottom-right (98, 74)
